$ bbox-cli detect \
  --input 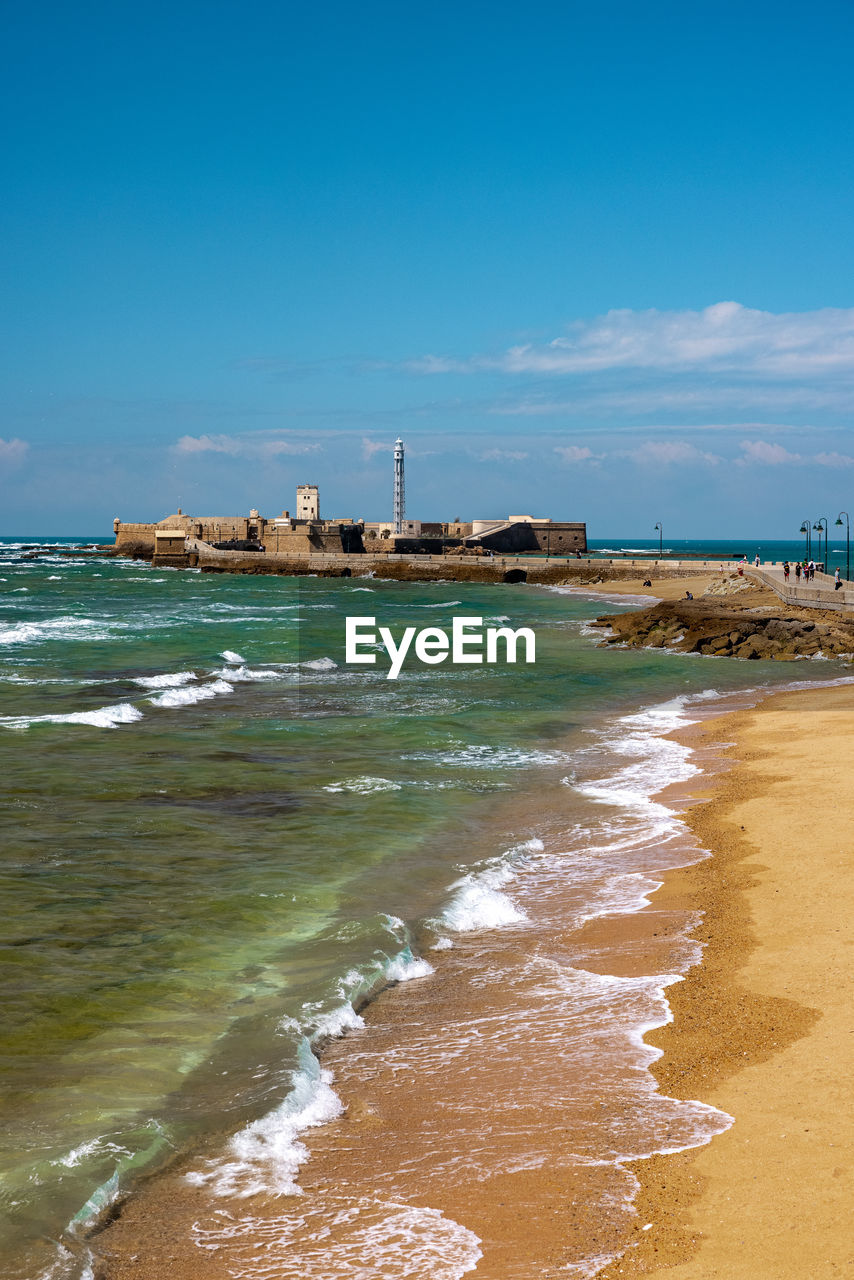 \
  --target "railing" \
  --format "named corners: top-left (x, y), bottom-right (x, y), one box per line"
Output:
top-left (748, 566), bottom-right (854, 612)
